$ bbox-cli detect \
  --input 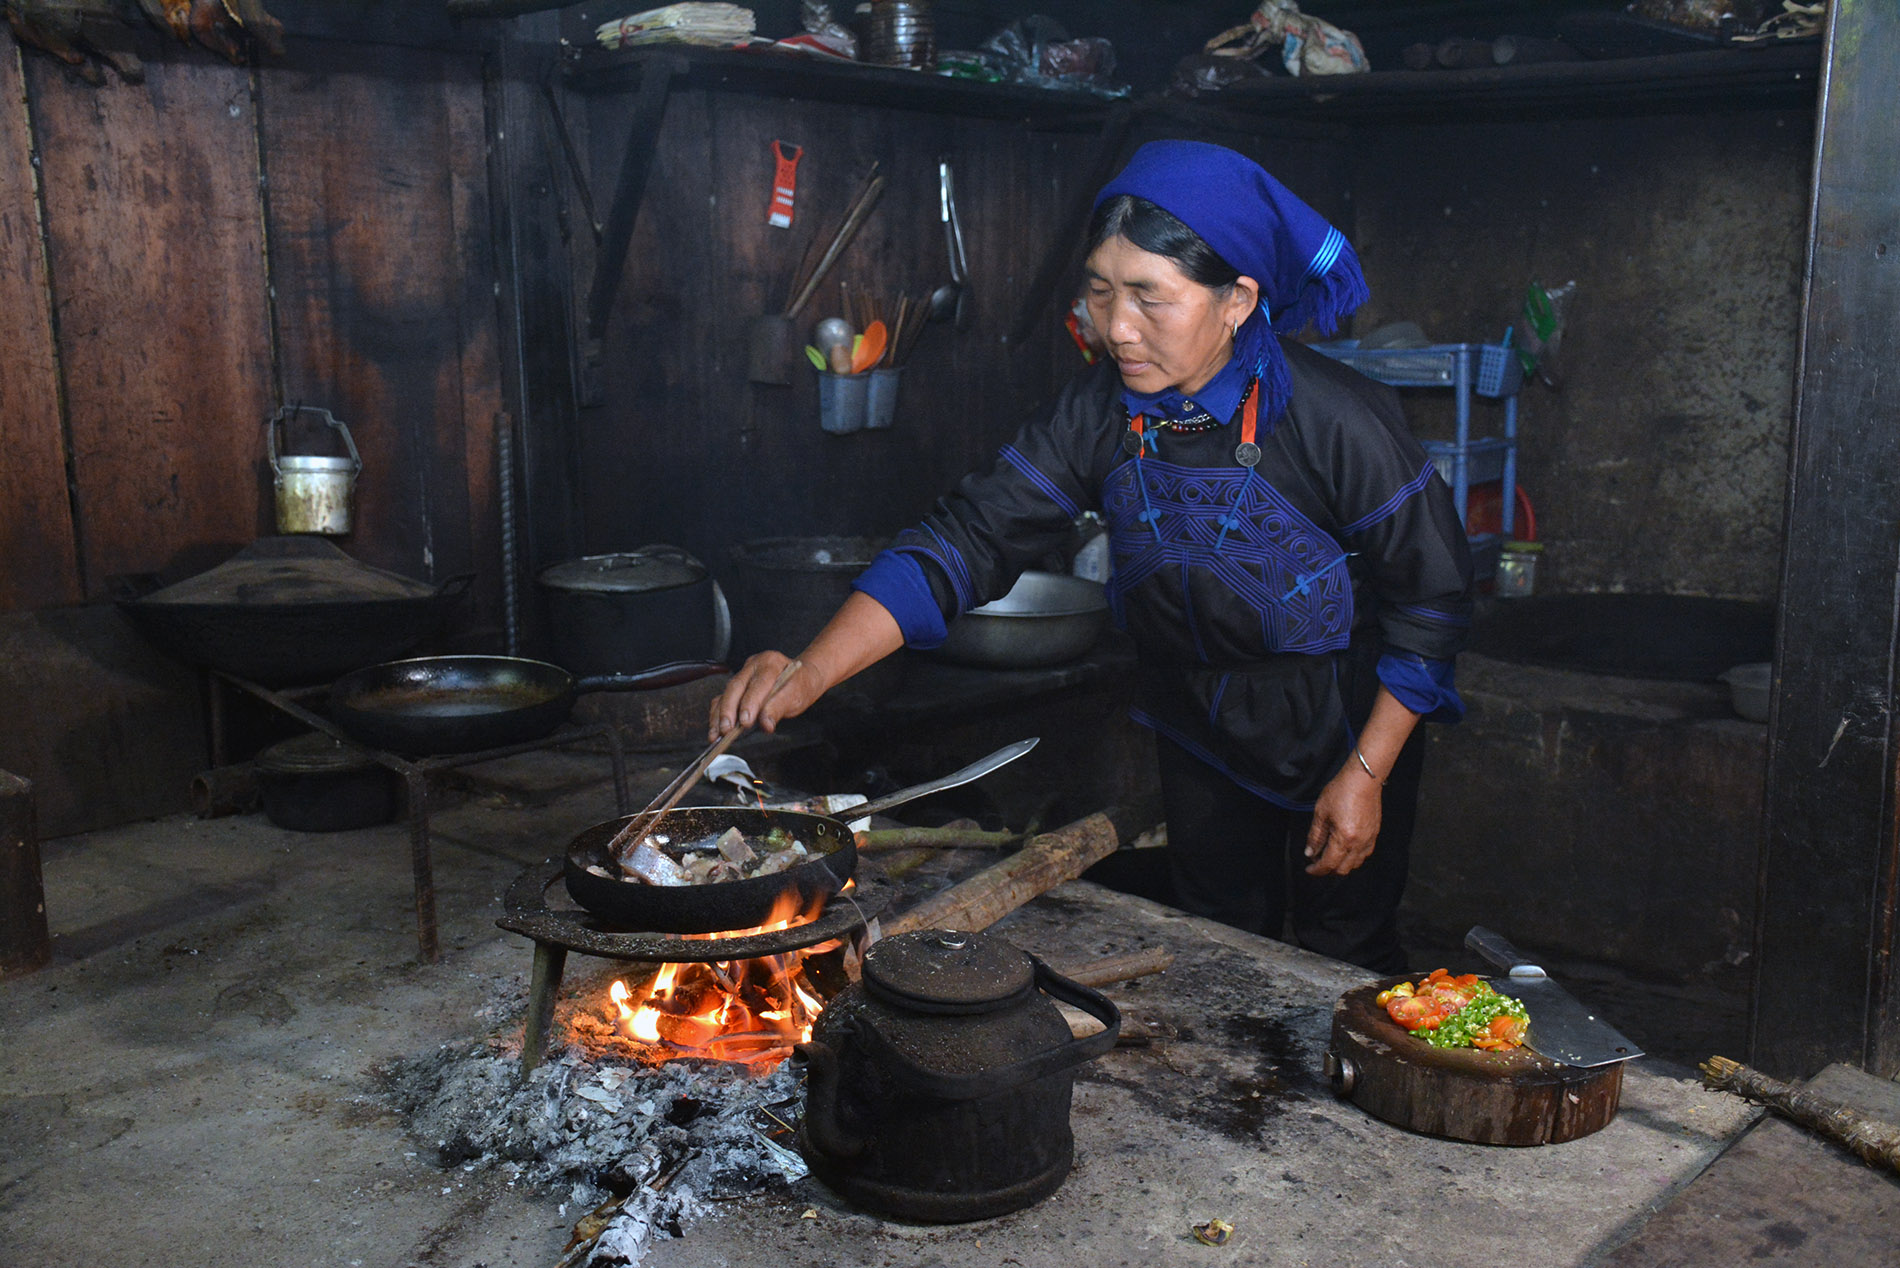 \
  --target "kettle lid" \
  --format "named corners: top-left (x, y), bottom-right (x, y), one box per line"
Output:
top-left (862, 930), bottom-right (1036, 1015)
